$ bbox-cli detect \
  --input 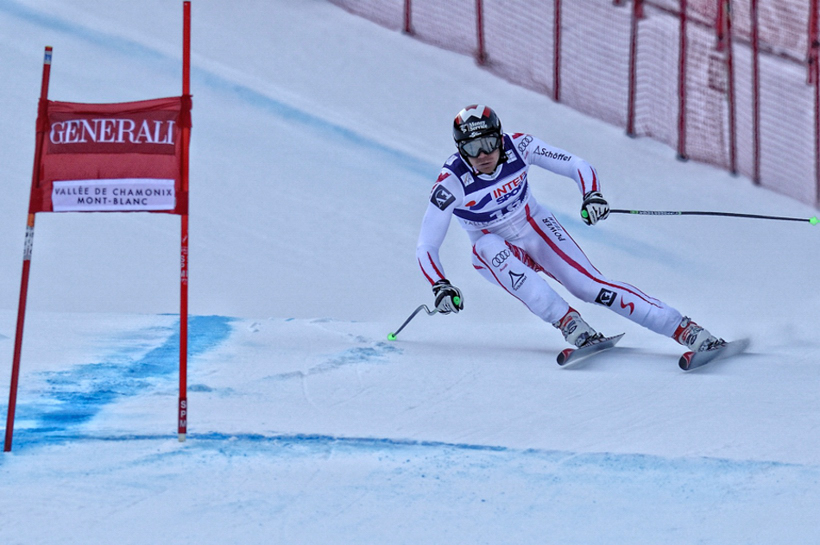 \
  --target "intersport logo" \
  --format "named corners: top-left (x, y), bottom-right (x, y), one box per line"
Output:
top-left (48, 112), bottom-right (177, 155)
